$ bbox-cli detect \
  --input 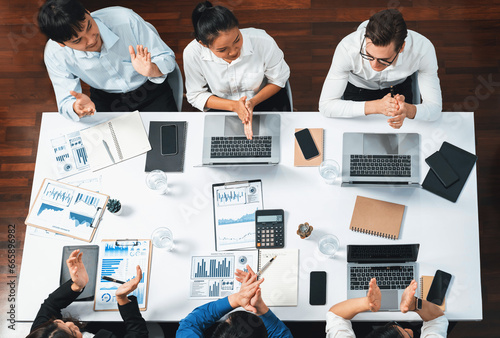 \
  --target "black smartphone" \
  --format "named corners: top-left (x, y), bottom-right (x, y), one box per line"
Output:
top-left (160, 124), bottom-right (178, 156)
top-left (295, 128), bottom-right (320, 160)
top-left (309, 271), bottom-right (327, 305)
top-left (426, 269), bottom-right (452, 306)
top-left (425, 151), bottom-right (459, 188)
